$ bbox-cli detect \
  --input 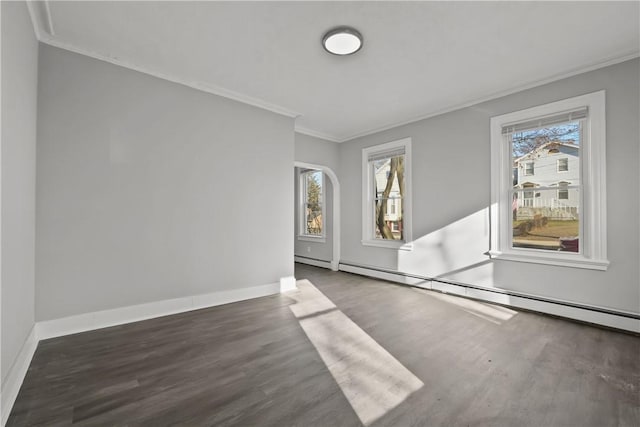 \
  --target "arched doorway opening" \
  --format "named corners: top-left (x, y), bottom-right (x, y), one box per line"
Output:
top-left (294, 161), bottom-right (340, 271)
